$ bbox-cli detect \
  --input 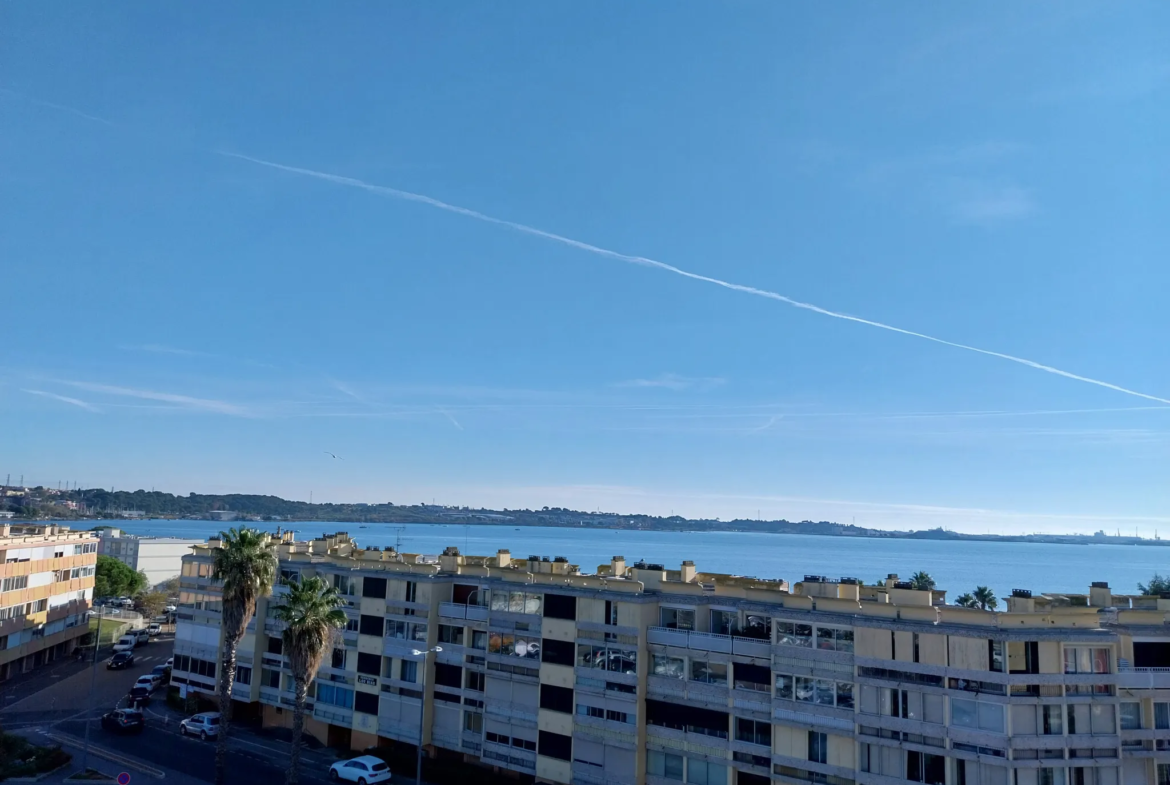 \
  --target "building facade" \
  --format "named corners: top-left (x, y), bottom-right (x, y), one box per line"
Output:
top-left (175, 532), bottom-right (1170, 785)
top-left (97, 529), bottom-right (202, 588)
top-left (0, 523), bottom-right (97, 680)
